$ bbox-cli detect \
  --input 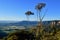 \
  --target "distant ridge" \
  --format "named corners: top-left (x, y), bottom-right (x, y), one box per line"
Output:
top-left (0, 20), bottom-right (60, 27)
